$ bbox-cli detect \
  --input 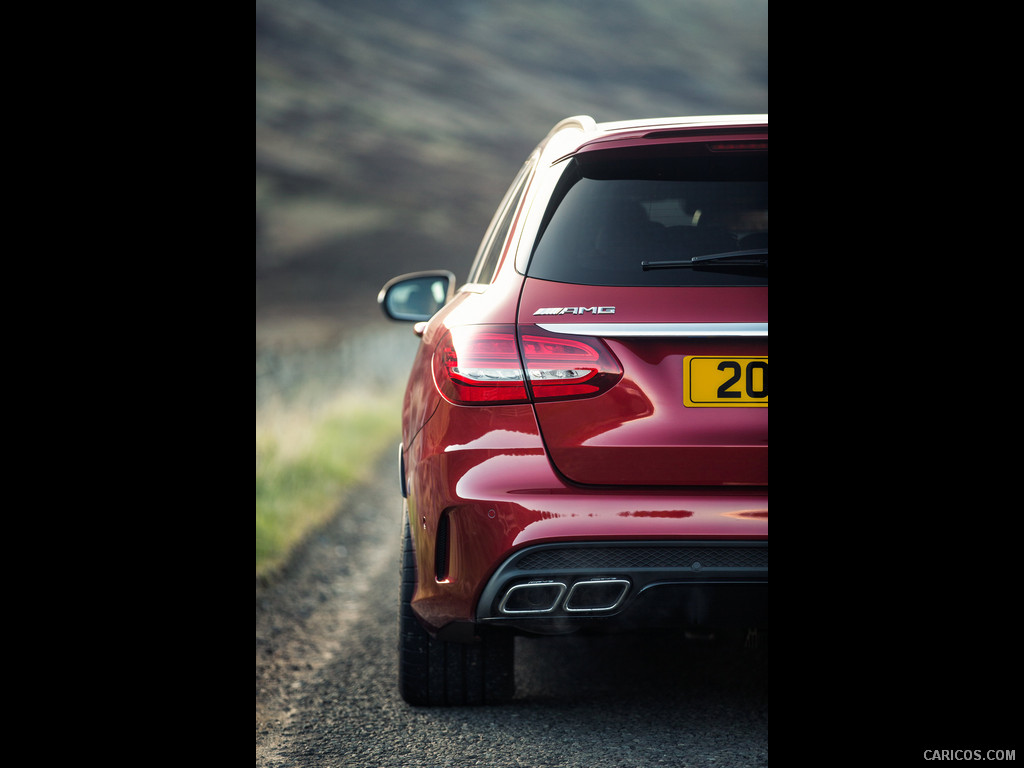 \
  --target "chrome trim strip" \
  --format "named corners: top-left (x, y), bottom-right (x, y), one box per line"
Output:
top-left (534, 322), bottom-right (768, 338)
